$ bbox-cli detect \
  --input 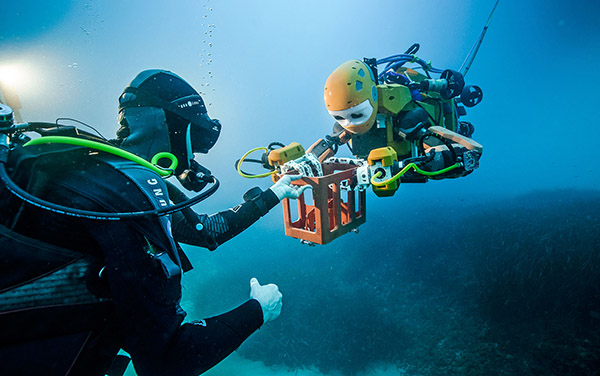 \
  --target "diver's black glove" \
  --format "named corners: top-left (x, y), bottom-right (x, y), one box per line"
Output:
top-left (178, 159), bottom-right (213, 192)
